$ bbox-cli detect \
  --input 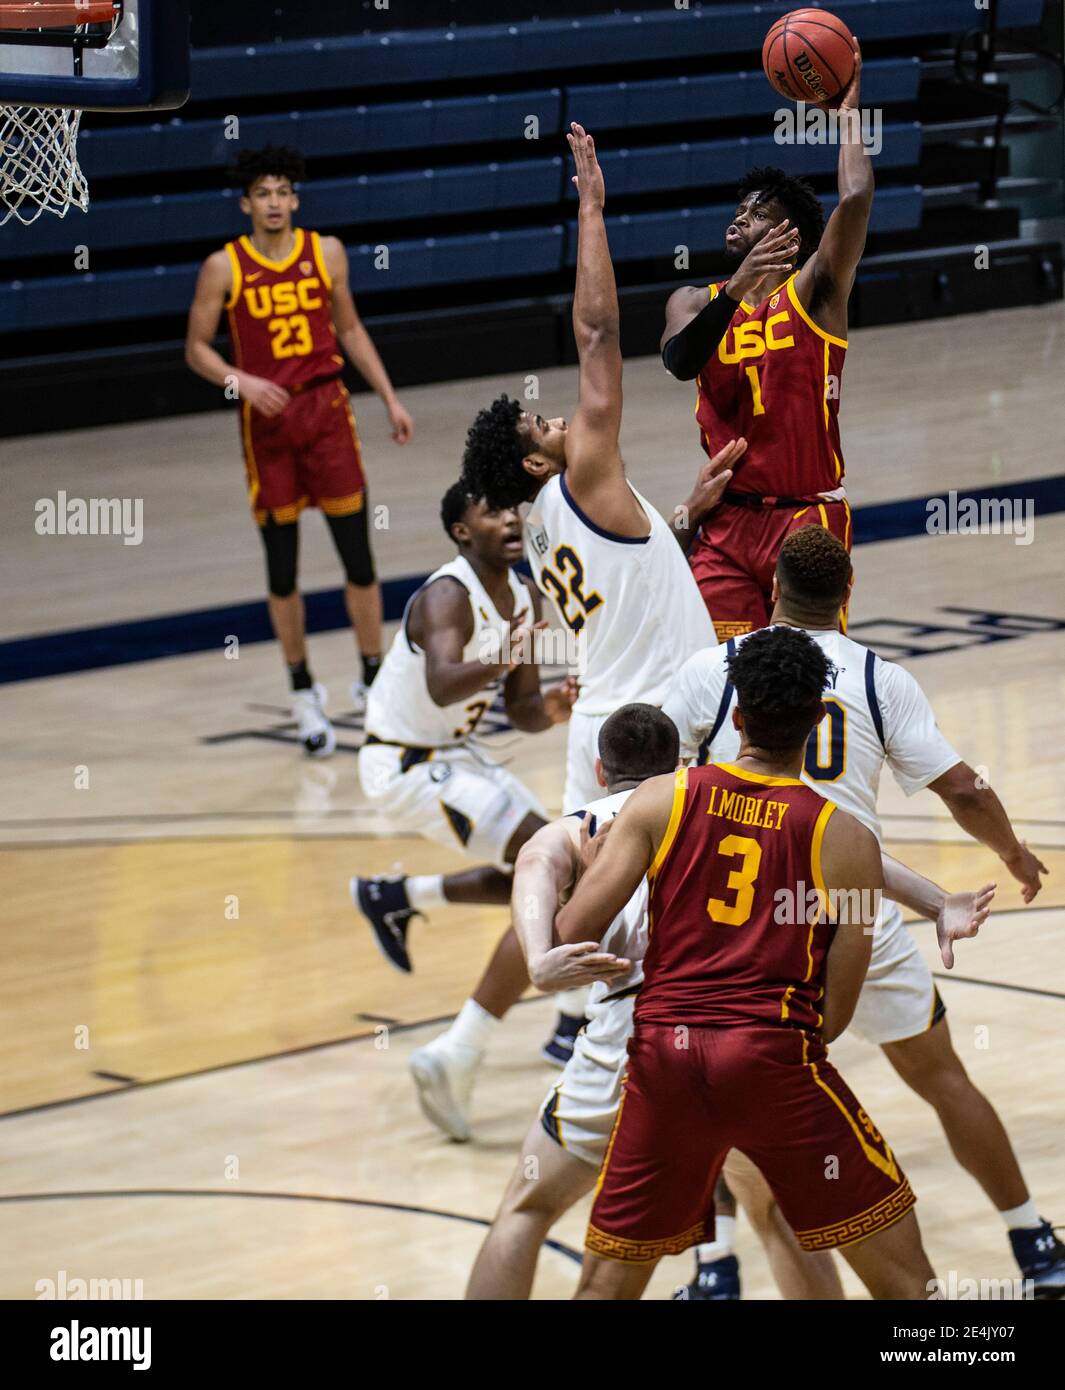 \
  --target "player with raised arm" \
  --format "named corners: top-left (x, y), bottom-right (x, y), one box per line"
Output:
top-left (466, 701), bottom-right (993, 1301)
top-left (661, 43), bottom-right (869, 640)
top-left (663, 525), bottom-right (1063, 1298)
top-left (461, 124), bottom-right (739, 1062)
top-left (352, 481), bottom-right (576, 1141)
top-left (558, 627), bottom-right (936, 1301)
top-left (185, 146), bottom-right (414, 755)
